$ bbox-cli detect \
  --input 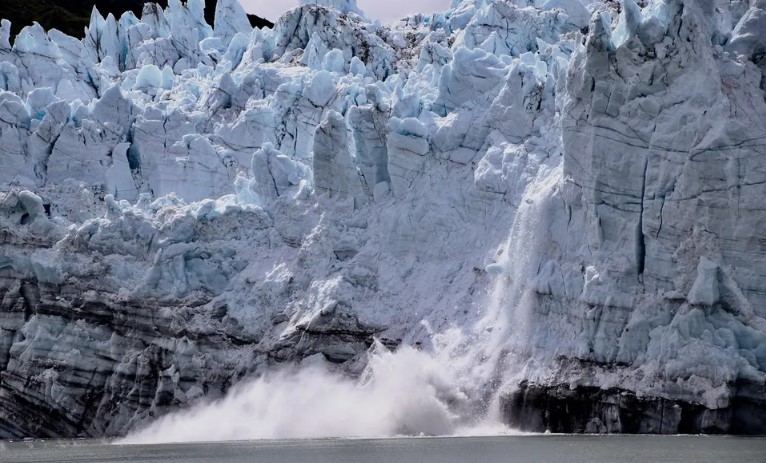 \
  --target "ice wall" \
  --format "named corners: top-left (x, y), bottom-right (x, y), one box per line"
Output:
top-left (0, 0), bottom-right (765, 438)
